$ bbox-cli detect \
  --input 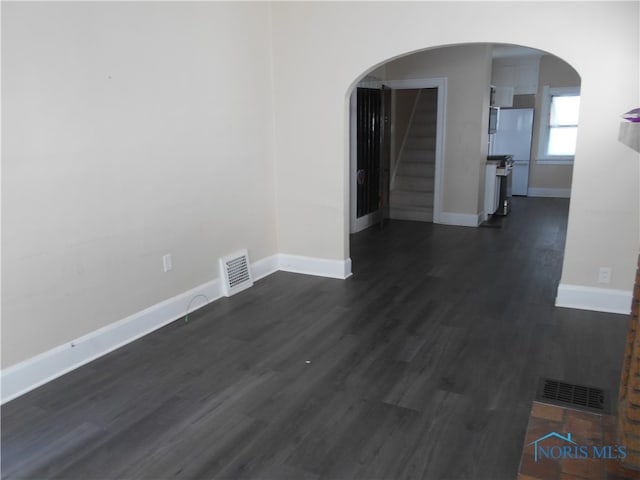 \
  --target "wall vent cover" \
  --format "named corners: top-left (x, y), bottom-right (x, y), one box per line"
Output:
top-left (220, 250), bottom-right (253, 297)
top-left (536, 378), bottom-right (608, 414)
